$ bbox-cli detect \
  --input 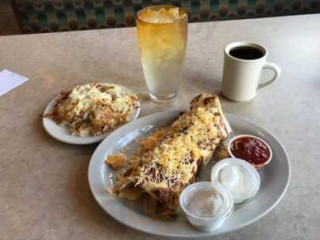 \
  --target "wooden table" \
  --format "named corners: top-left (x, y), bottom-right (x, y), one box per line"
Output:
top-left (0, 14), bottom-right (319, 240)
